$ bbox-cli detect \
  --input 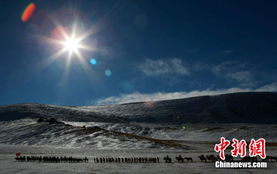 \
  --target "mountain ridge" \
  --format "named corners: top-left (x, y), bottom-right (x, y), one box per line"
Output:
top-left (0, 92), bottom-right (277, 124)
